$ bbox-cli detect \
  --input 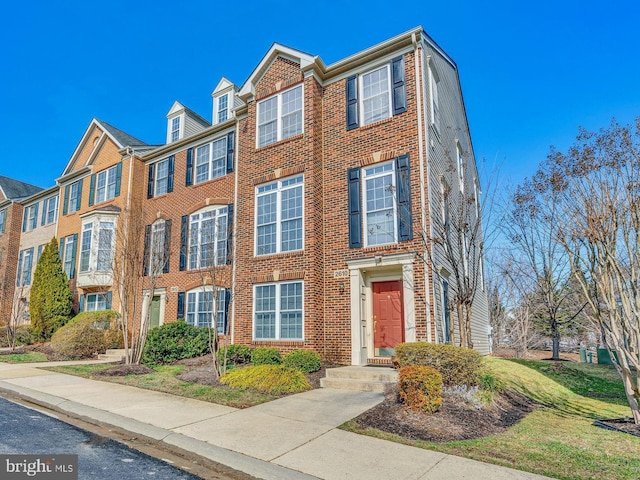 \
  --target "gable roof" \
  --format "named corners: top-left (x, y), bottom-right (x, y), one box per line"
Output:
top-left (97, 119), bottom-right (148, 148)
top-left (166, 101), bottom-right (210, 127)
top-left (0, 176), bottom-right (43, 201)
